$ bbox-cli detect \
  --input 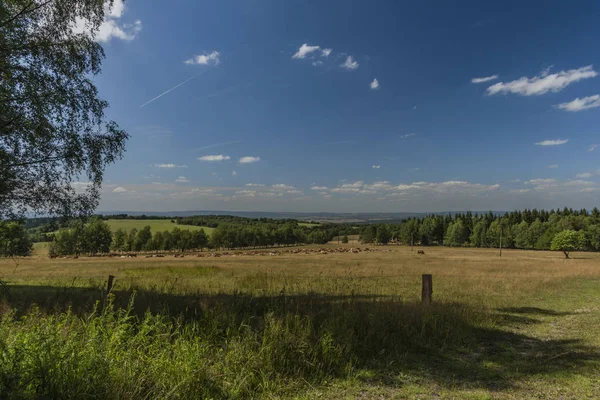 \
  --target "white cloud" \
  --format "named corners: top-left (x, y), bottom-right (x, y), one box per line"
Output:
top-left (153, 163), bottom-right (187, 168)
top-left (245, 183), bottom-right (265, 187)
top-left (471, 75), bottom-right (498, 84)
top-left (286, 189), bottom-right (302, 194)
top-left (312, 61), bottom-right (323, 67)
top-left (292, 44), bottom-right (321, 59)
top-left (321, 48), bottom-right (332, 57)
top-left (370, 78), bottom-right (380, 90)
top-left (340, 56), bottom-right (359, 70)
top-left (198, 155), bottom-right (231, 161)
top-left (555, 95), bottom-right (600, 112)
top-left (232, 170), bottom-right (237, 176)
top-left (73, 0), bottom-right (141, 43)
top-left (400, 133), bottom-right (416, 139)
top-left (547, 164), bottom-right (558, 169)
top-left (311, 186), bottom-right (328, 191)
top-left (185, 51), bottom-right (220, 66)
top-left (565, 180), bottom-right (594, 186)
top-left (372, 165), bottom-right (381, 169)
top-left (525, 178), bottom-right (556, 185)
top-left (112, 186), bottom-right (128, 193)
top-left (535, 139), bottom-right (569, 146)
top-left (175, 176), bottom-right (189, 183)
top-left (588, 144), bottom-right (599, 152)
top-left (271, 184), bottom-right (295, 190)
top-left (487, 65), bottom-right (597, 96)
top-left (576, 172), bottom-right (593, 178)
top-left (510, 189), bottom-right (531, 194)
top-left (580, 187), bottom-right (600, 193)
top-left (239, 156), bottom-right (260, 164)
